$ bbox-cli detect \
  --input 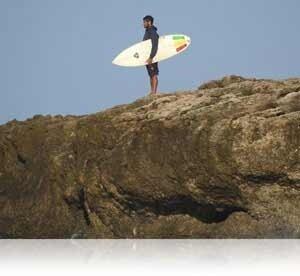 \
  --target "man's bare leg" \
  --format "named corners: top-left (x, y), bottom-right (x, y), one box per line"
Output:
top-left (149, 77), bottom-right (154, 94)
top-left (153, 75), bottom-right (158, 94)
top-left (149, 75), bottom-right (158, 94)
